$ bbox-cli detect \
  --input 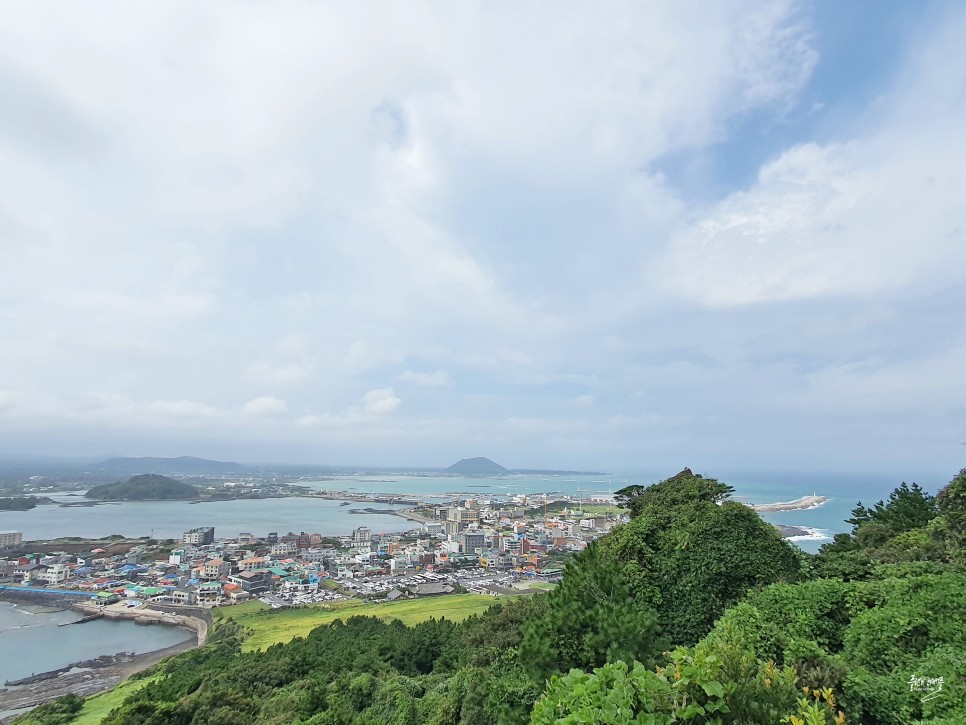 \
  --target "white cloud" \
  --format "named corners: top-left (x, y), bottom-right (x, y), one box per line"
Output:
top-left (504, 417), bottom-right (589, 433)
top-left (397, 369), bottom-right (452, 388)
top-left (360, 388), bottom-right (402, 416)
top-left (241, 396), bottom-right (288, 417)
top-left (662, 13), bottom-right (966, 307)
top-left (147, 400), bottom-right (218, 418)
top-left (248, 362), bottom-right (311, 386)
